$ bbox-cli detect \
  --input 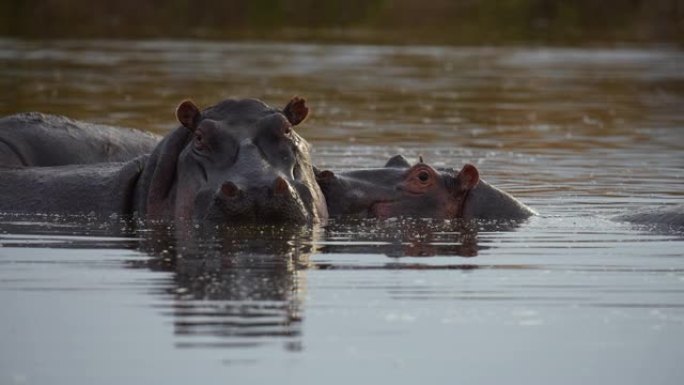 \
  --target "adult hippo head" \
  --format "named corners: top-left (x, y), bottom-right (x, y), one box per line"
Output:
top-left (316, 155), bottom-right (536, 220)
top-left (135, 97), bottom-right (327, 225)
